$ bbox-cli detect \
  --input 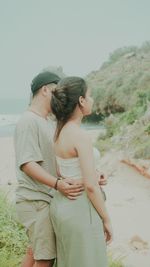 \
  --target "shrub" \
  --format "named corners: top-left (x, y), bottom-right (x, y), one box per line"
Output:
top-left (0, 193), bottom-right (28, 267)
